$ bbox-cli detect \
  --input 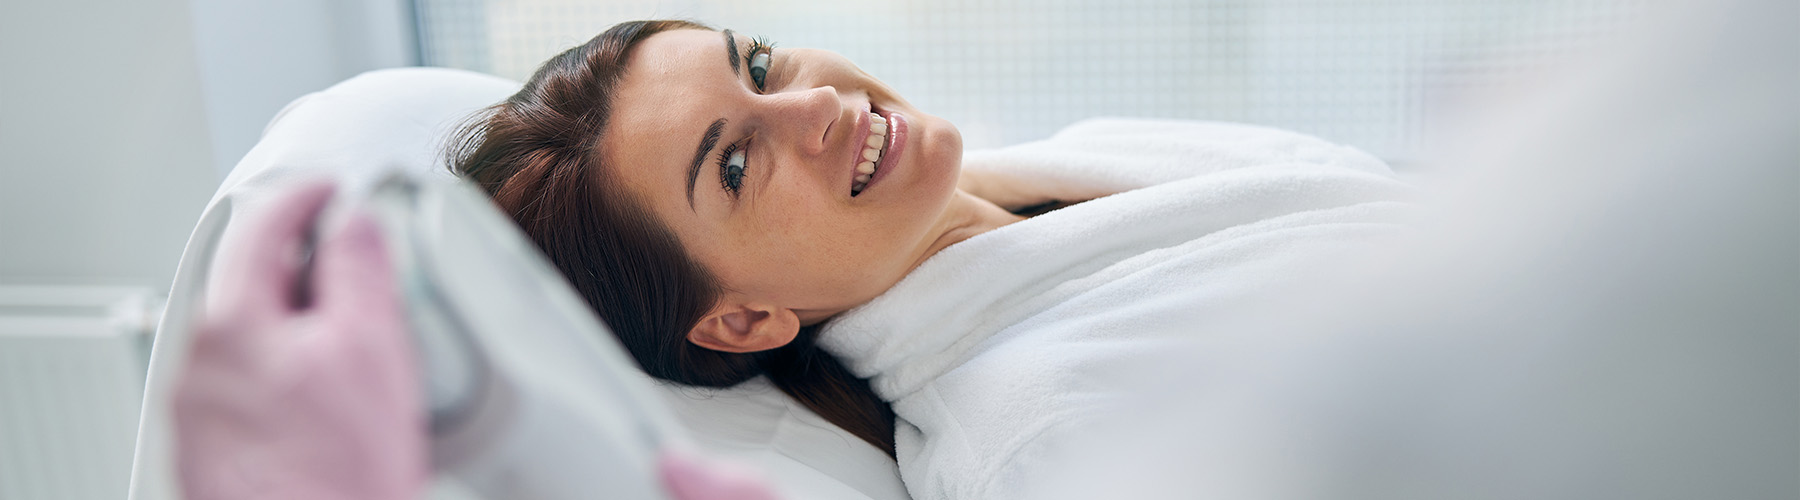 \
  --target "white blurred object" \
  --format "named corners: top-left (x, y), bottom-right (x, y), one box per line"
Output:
top-left (1030, 0), bottom-right (1797, 498)
top-left (0, 286), bottom-right (161, 500)
top-left (362, 172), bottom-right (678, 500)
